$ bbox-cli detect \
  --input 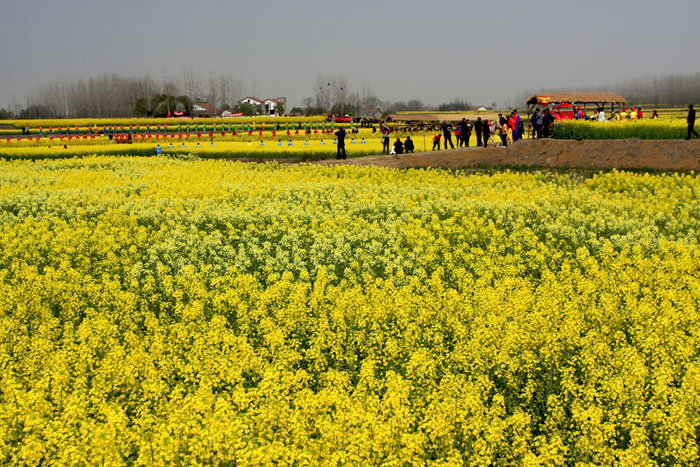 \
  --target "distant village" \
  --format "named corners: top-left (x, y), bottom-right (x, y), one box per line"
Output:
top-left (193, 97), bottom-right (287, 118)
top-left (192, 97), bottom-right (490, 119)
